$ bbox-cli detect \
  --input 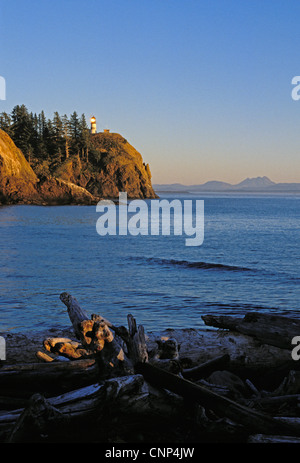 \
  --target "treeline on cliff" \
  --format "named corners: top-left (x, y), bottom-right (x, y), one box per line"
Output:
top-left (0, 107), bottom-right (157, 201)
top-left (0, 105), bottom-right (98, 177)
